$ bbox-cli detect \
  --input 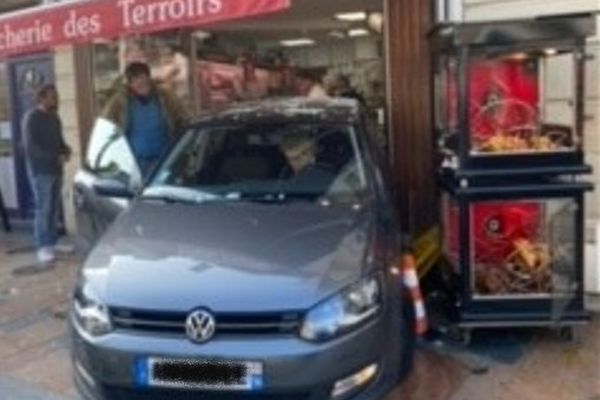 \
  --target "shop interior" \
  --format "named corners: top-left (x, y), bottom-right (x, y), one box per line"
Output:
top-left (91, 0), bottom-right (387, 145)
